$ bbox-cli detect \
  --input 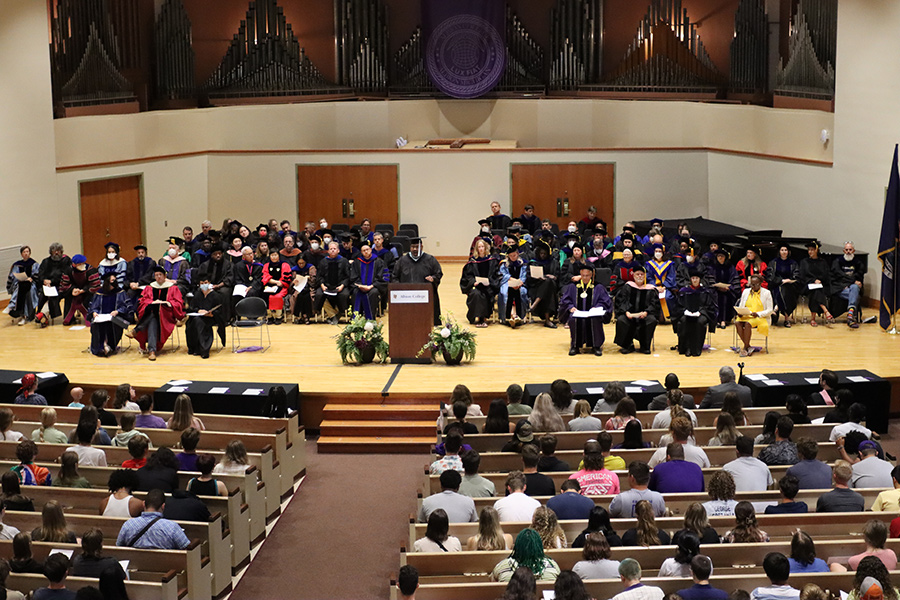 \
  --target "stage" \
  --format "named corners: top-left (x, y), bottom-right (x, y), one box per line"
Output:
top-left (2, 262), bottom-right (899, 423)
